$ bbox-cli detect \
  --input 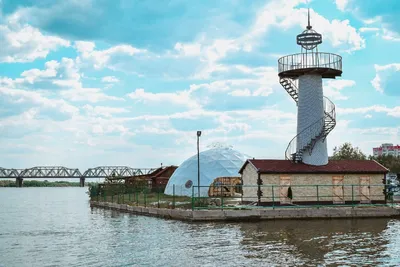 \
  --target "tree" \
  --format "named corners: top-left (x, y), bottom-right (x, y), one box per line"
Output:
top-left (370, 154), bottom-right (400, 174)
top-left (330, 142), bottom-right (367, 160)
